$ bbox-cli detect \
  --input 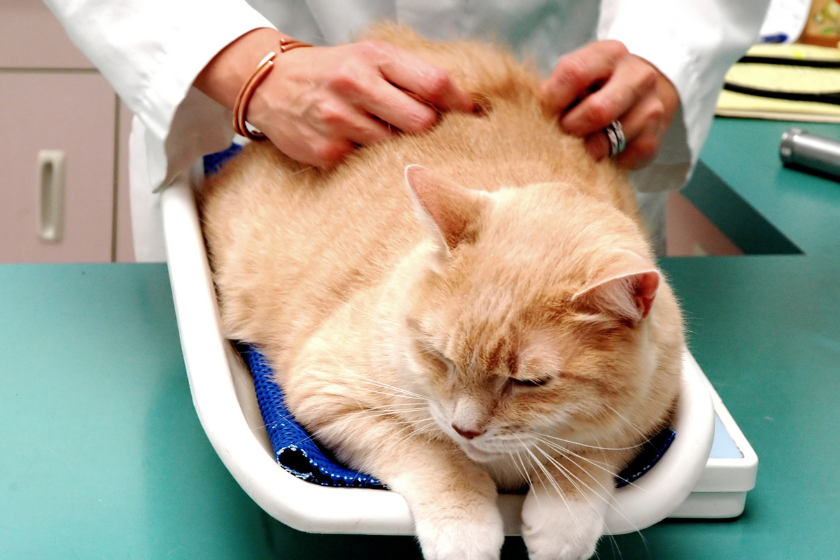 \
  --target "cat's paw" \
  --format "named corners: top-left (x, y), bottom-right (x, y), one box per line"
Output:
top-left (414, 505), bottom-right (505, 560)
top-left (521, 486), bottom-right (607, 560)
